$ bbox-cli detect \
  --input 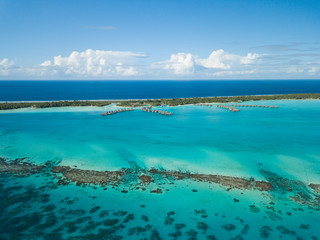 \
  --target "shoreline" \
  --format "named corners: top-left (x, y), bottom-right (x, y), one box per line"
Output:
top-left (1, 98), bottom-right (318, 112)
top-left (1, 92), bottom-right (320, 103)
top-left (1, 93), bottom-right (320, 110)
